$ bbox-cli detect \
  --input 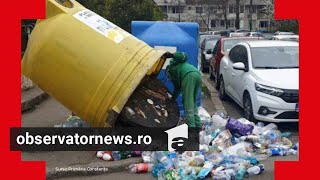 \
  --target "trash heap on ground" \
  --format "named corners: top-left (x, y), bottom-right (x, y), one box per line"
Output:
top-left (95, 107), bottom-right (298, 180)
